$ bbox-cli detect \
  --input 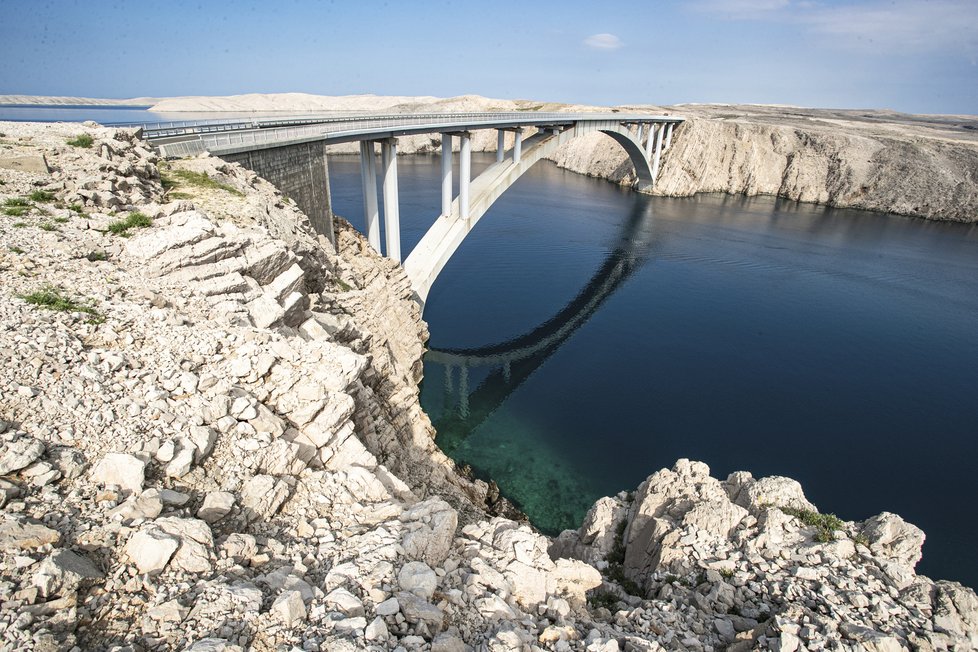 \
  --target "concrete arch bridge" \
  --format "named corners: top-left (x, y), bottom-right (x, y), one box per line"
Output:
top-left (142, 111), bottom-right (683, 307)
